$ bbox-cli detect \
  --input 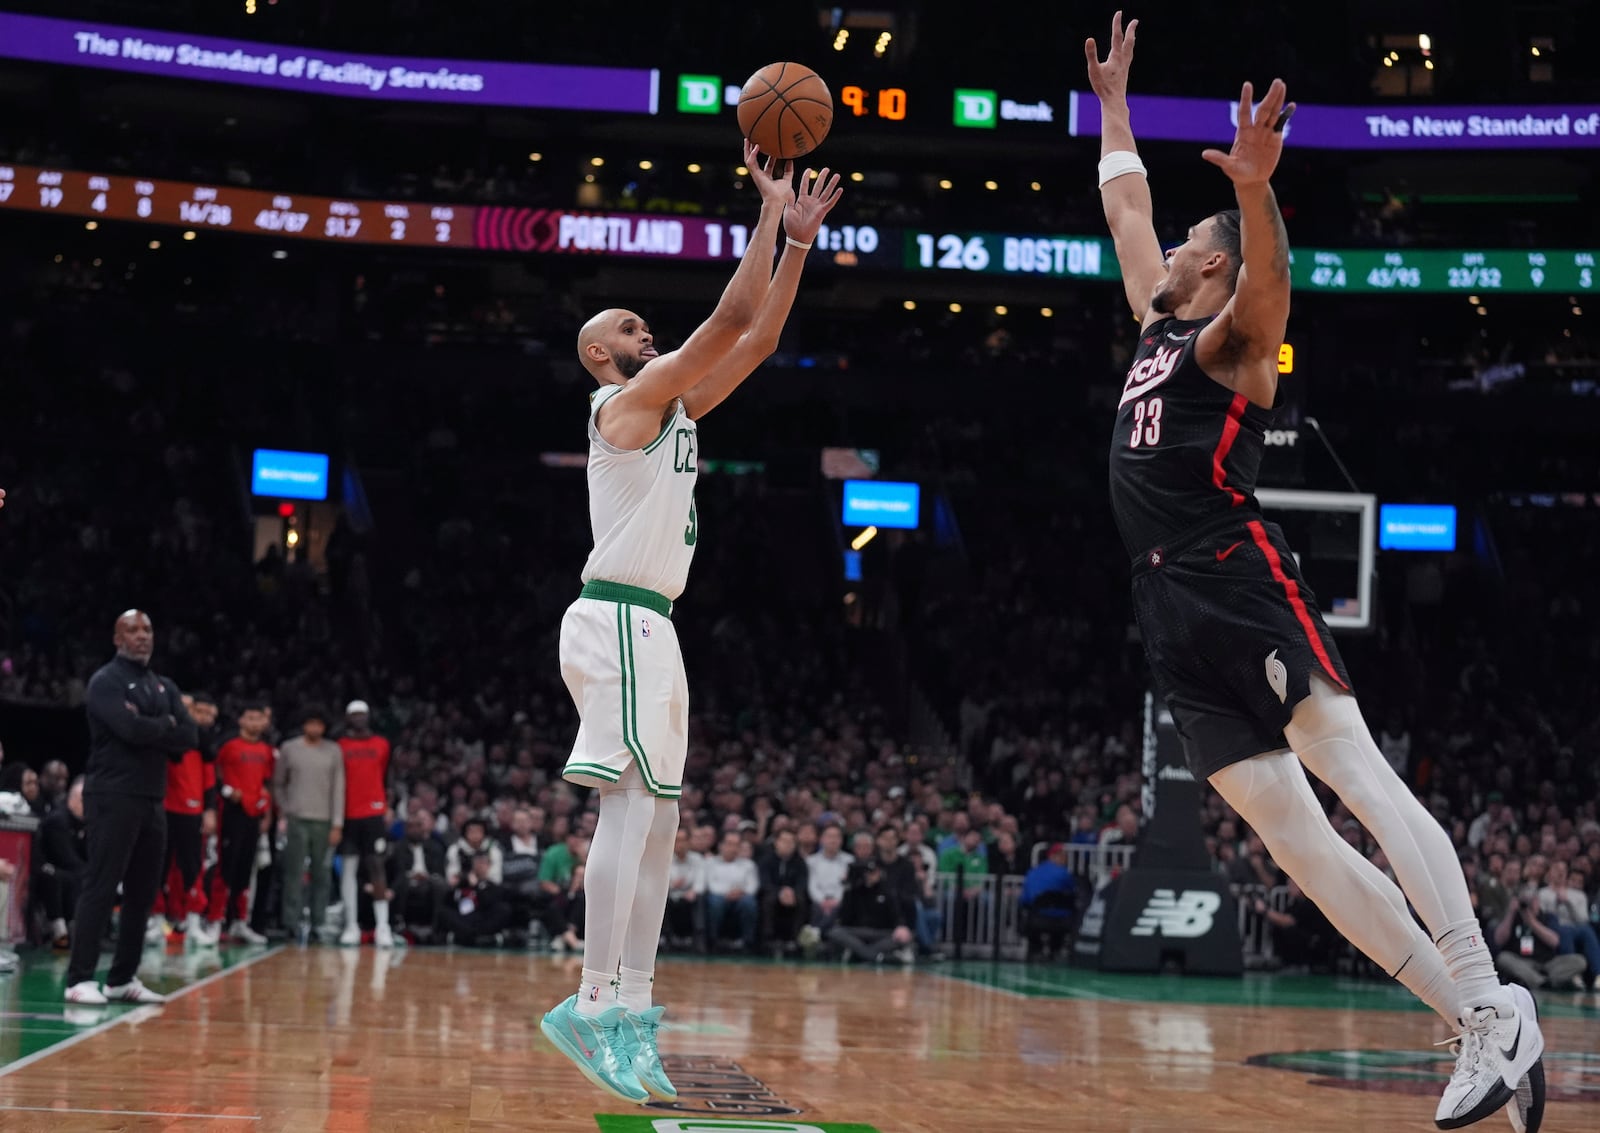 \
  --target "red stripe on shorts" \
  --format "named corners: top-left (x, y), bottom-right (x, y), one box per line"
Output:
top-left (1246, 519), bottom-right (1348, 690)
